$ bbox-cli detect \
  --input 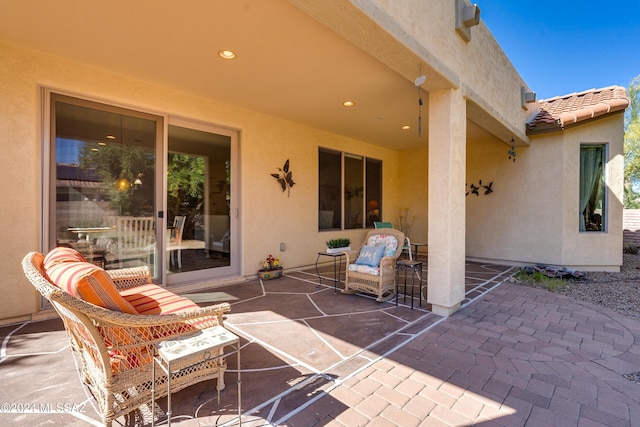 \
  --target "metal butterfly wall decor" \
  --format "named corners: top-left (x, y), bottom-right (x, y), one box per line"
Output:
top-left (271, 159), bottom-right (295, 197)
top-left (465, 179), bottom-right (493, 196)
